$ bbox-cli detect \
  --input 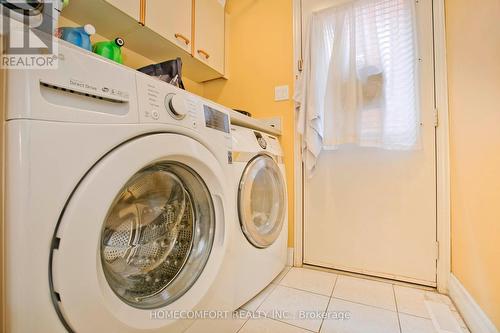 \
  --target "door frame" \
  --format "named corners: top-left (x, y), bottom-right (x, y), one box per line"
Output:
top-left (292, 0), bottom-right (451, 293)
